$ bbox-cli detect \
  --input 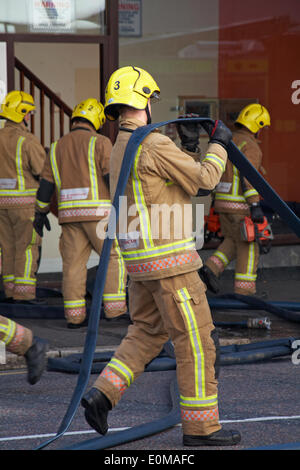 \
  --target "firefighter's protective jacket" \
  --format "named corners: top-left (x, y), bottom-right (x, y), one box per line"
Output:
top-left (0, 121), bottom-right (45, 208)
top-left (110, 117), bottom-right (228, 281)
top-left (213, 127), bottom-right (262, 215)
top-left (38, 121), bottom-right (112, 223)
